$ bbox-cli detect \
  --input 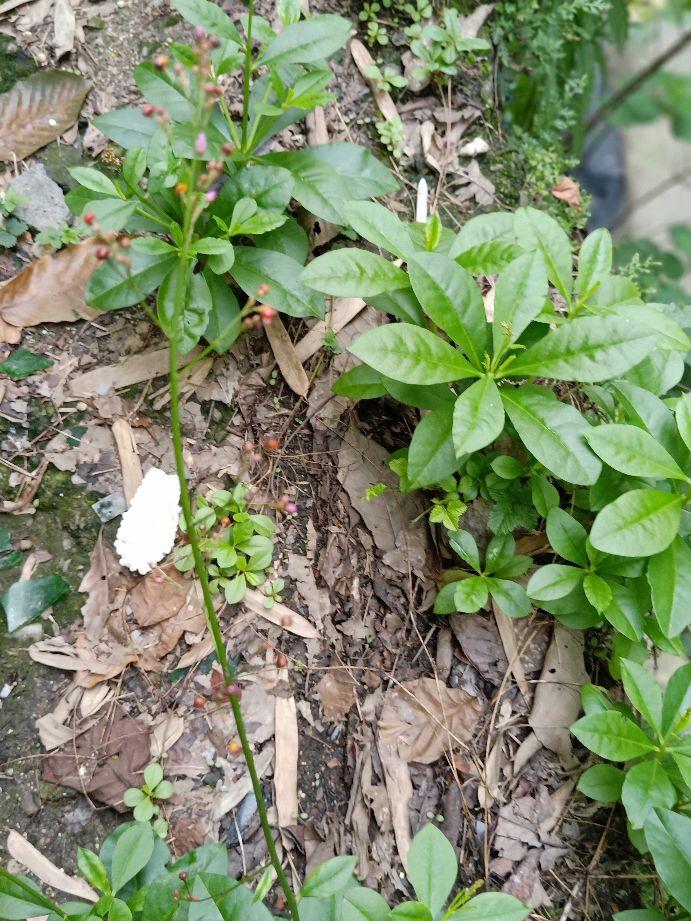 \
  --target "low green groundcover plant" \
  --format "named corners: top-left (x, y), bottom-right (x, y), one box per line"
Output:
top-left (0, 822), bottom-right (529, 921)
top-left (302, 202), bottom-right (691, 912)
